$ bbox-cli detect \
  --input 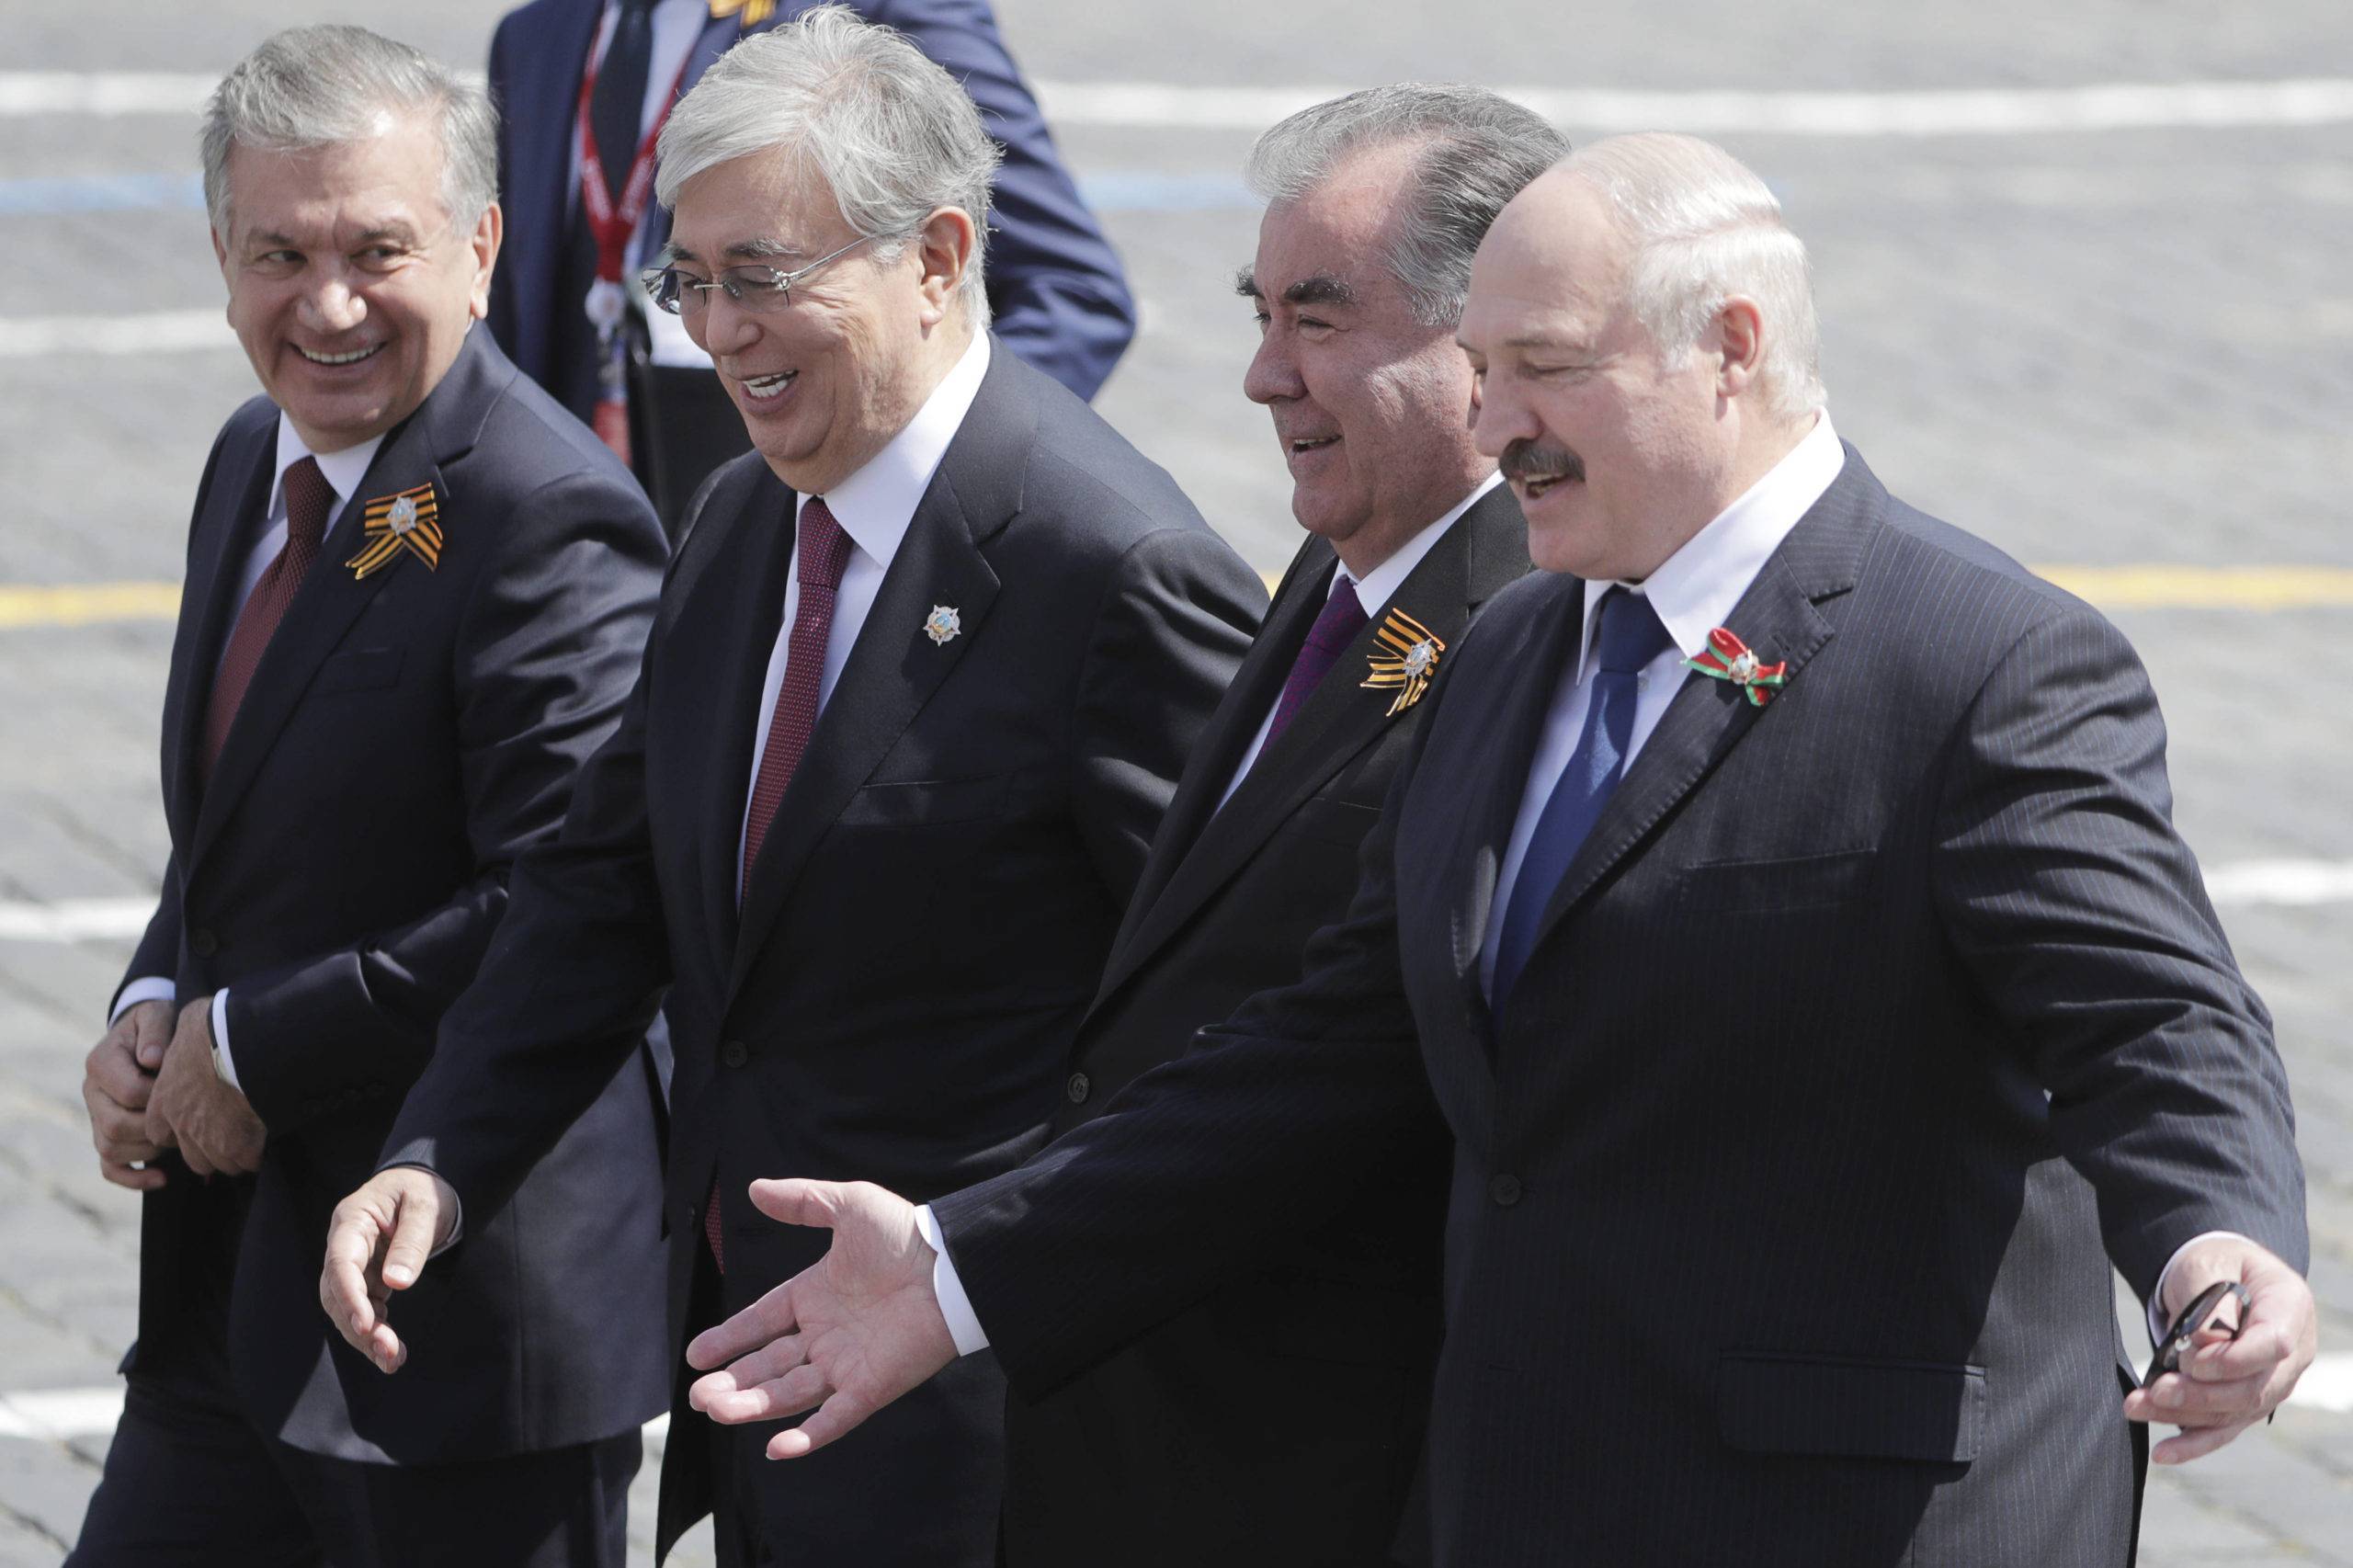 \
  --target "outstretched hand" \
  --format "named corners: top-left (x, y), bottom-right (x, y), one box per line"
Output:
top-left (320, 1165), bottom-right (458, 1373)
top-left (2125, 1235), bottom-right (2317, 1463)
top-left (686, 1179), bottom-right (959, 1459)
